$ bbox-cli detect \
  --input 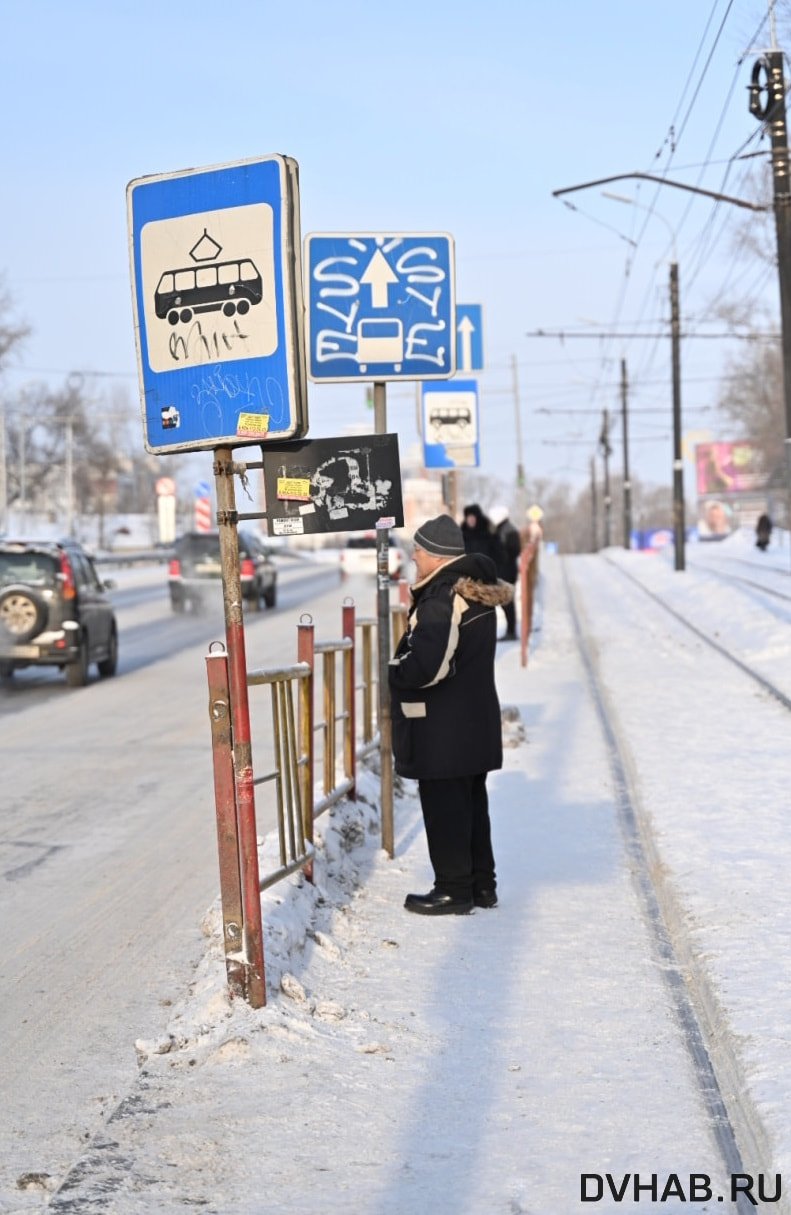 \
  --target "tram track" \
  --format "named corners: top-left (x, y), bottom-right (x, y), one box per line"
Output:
top-left (562, 556), bottom-right (783, 1215)
top-left (603, 555), bottom-right (791, 712)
